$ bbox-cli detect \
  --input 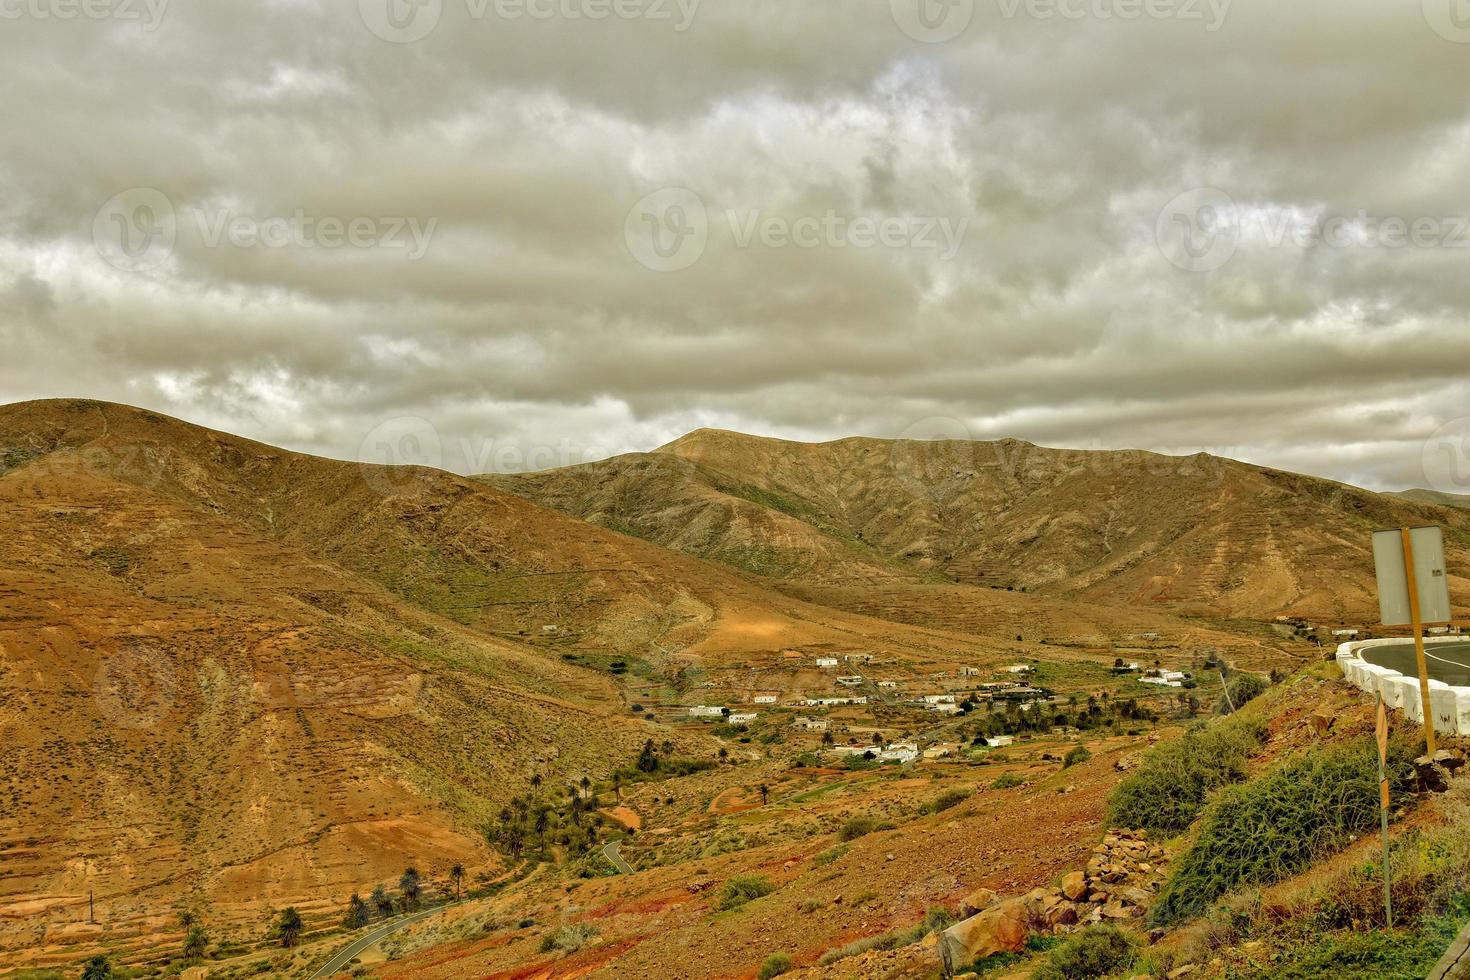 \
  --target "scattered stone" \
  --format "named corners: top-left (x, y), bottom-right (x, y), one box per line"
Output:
top-left (959, 887), bottom-right (997, 917)
top-left (1310, 707), bottom-right (1336, 735)
top-left (1061, 871), bottom-right (1088, 901)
